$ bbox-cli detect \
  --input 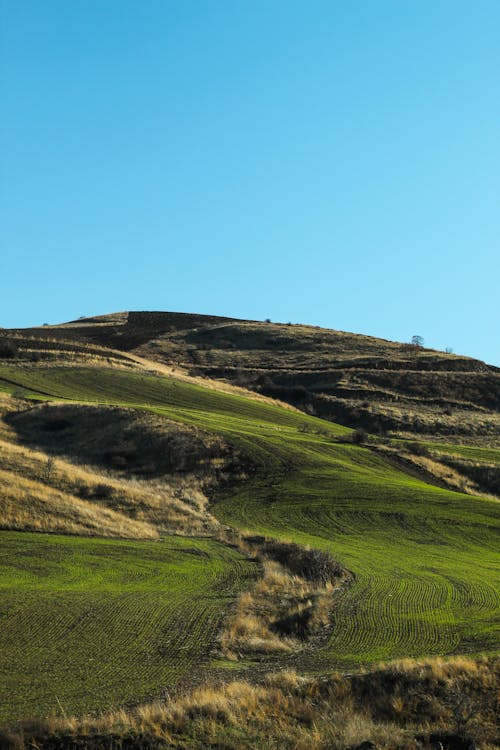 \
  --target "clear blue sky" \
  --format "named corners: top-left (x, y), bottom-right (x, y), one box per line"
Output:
top-left (1, 1), bottom-right (499, 365)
